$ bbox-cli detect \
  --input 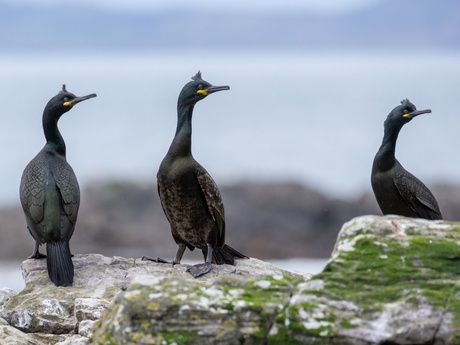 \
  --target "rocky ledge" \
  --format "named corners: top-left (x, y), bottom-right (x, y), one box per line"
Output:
top-left (1, 215), bottom-right (460, 344)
